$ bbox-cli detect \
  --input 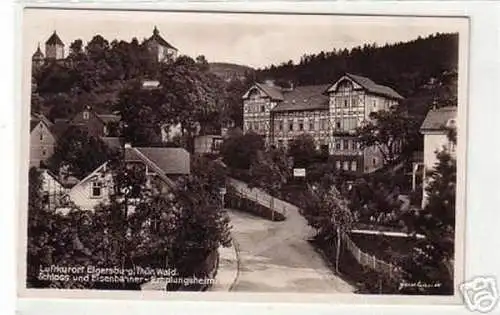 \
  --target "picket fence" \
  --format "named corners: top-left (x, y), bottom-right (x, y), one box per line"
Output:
top-left (341, 232), bottom-right (403, 279)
